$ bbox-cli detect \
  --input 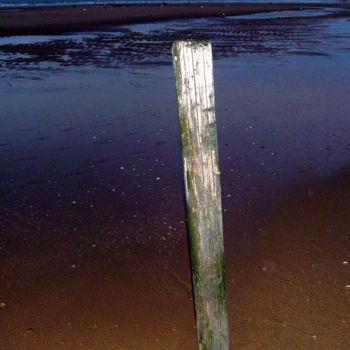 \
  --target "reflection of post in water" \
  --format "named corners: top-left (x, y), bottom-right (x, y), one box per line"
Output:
top-left (172, 41), bottom-right (229, 349)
